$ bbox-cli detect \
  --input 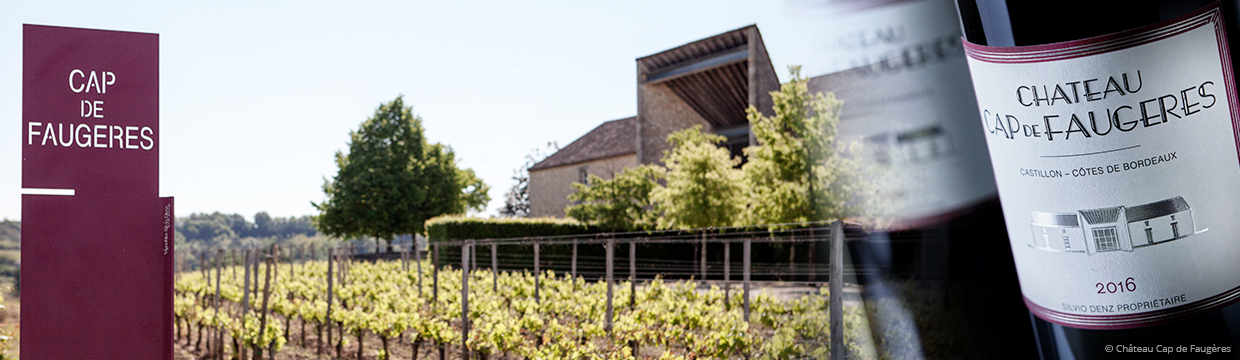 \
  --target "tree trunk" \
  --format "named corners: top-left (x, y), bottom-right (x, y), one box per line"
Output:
top-left (284, 312), bottom-right (291, 343)
top-left (195, 322), bottom-right (202, 350)
top-left (358, 330), bottom-right (365, 360)
top-left (317, 322), bottom-right (323, 356)
top-left (412, 340), bottom-right (421, 360)
top-left (382, 336), bottom-right (390, 360)
top-left (337, 322), bottom-right (344, 358)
